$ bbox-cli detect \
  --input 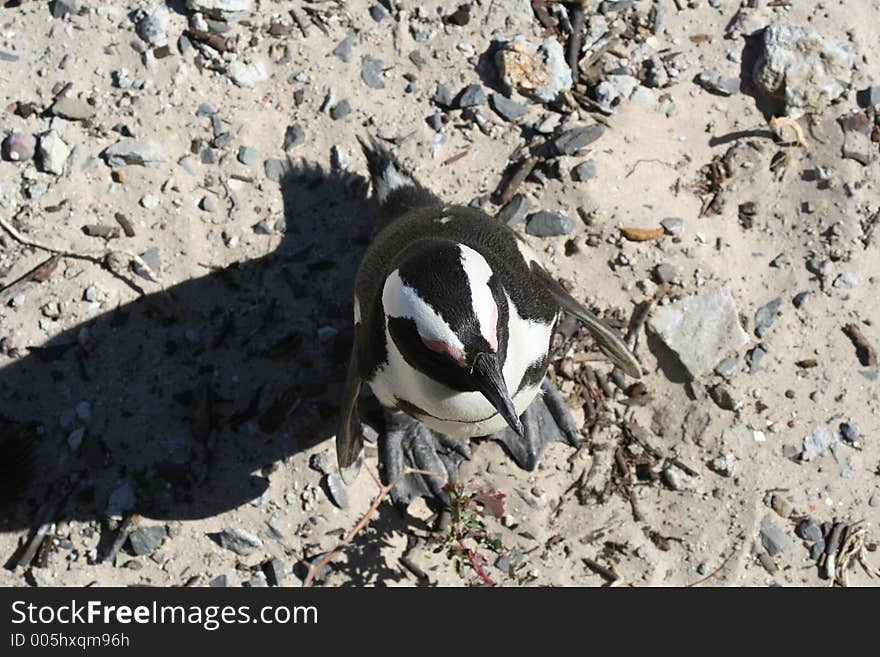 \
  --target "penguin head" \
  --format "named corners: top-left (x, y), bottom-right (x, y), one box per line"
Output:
top-left (382, 240), bottom-right (524, 436)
